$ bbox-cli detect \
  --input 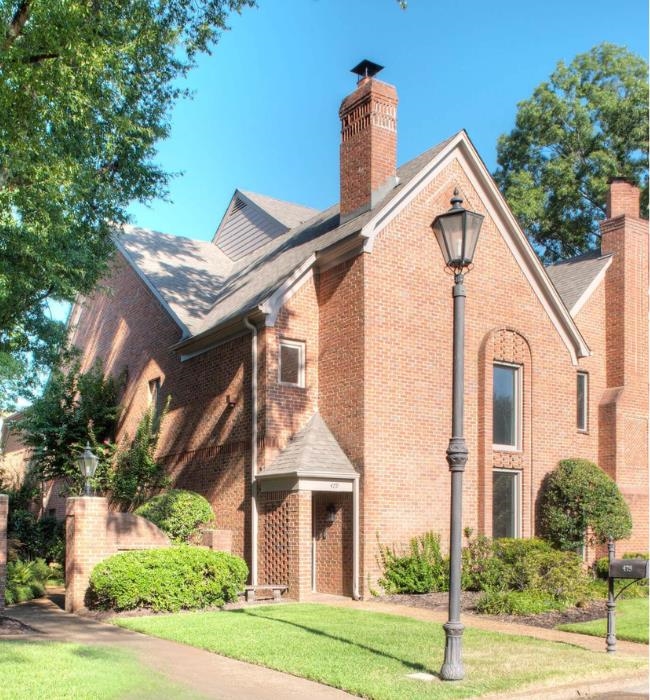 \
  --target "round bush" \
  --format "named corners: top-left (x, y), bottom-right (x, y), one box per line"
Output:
top-left (88, 546), bottom-right (248, 612)
top-left (539, 458), bottom-right (632, 550)
top-left (135, 489), bottom-right (214, 542)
